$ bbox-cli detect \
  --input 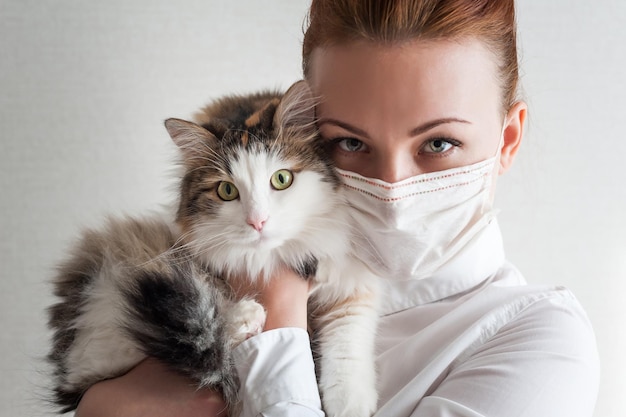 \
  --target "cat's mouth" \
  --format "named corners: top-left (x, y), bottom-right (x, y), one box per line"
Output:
top-left (246, 230), bottom-right (285, 250)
